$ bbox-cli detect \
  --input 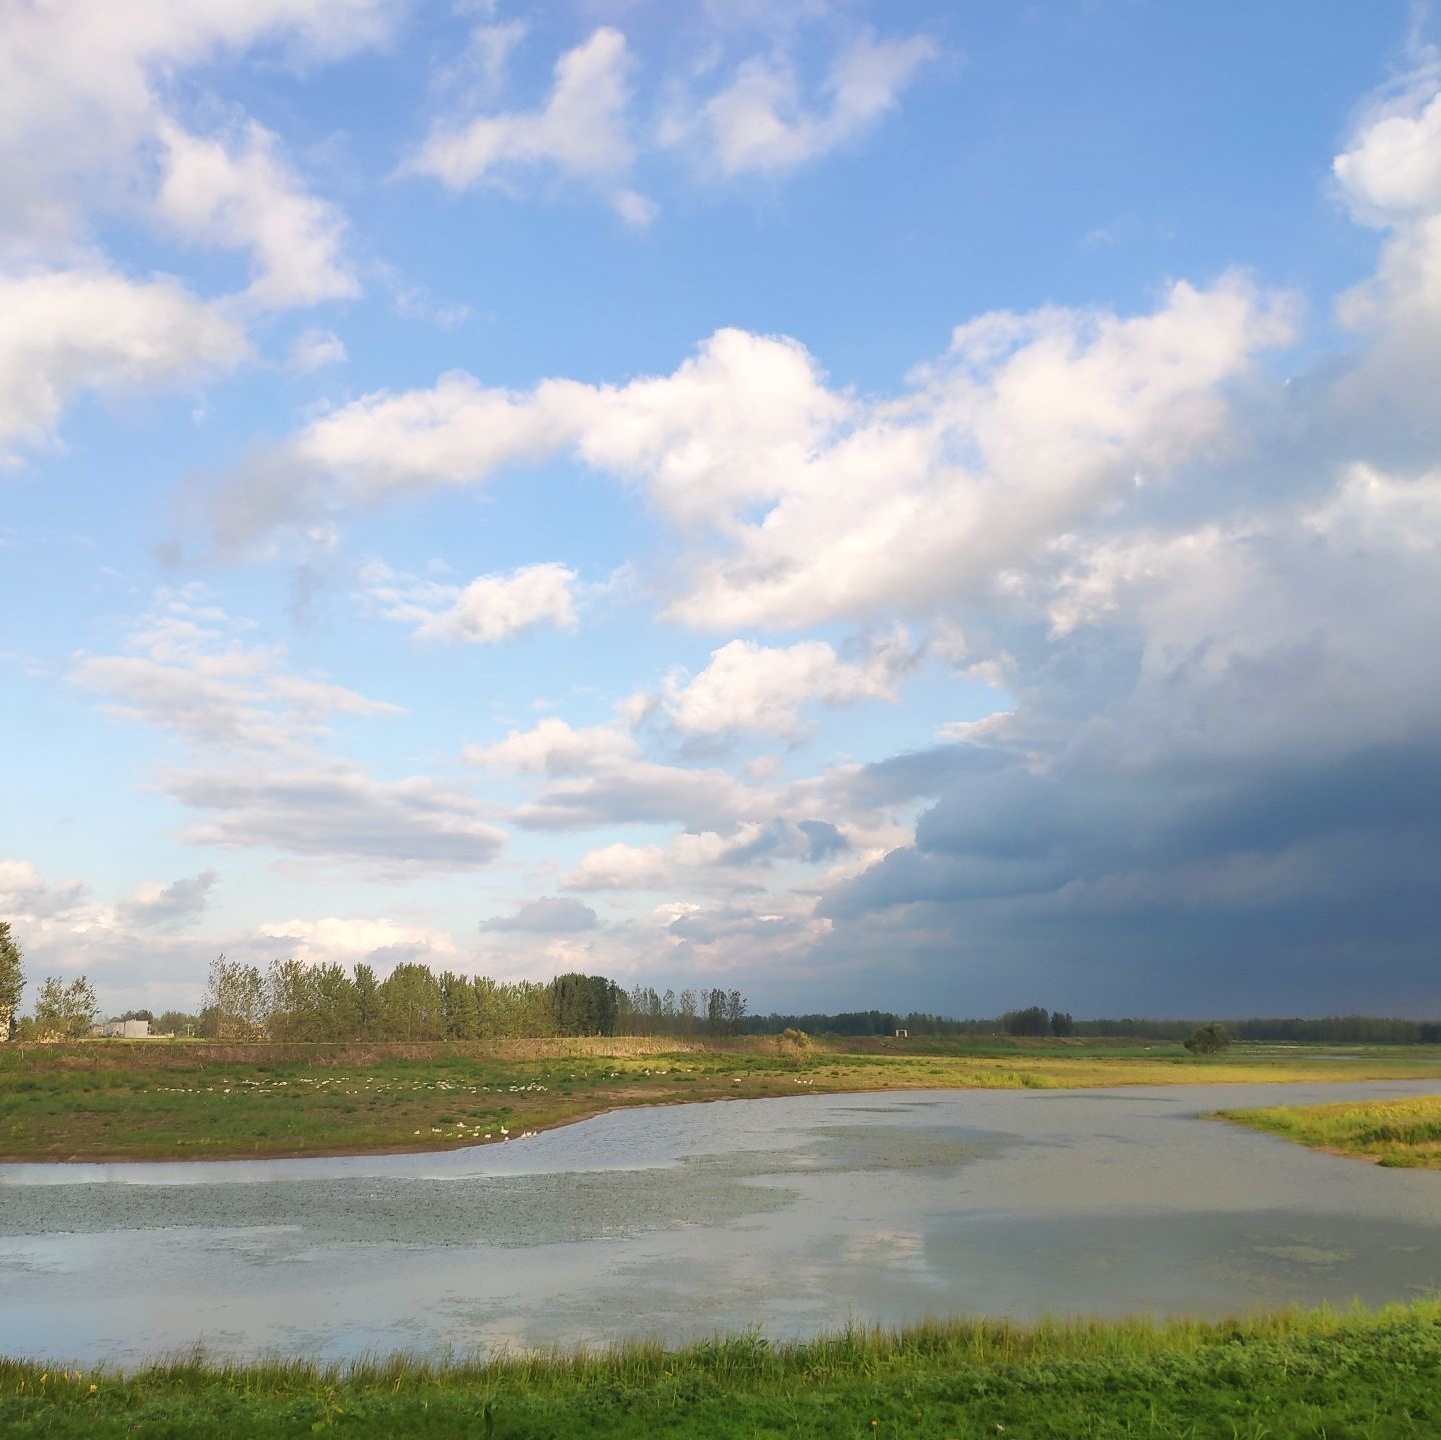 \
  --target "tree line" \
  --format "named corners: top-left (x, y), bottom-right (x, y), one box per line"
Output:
top-left (1068, 1014), bottom-right (1441, 1044)
top-left (740, 1007), bottom-right (1441, 1044)
top-left (738, 1007), bottom-right (1076, 1037)
top-left (197, 957), bottom-right (749, 1043)
top-left (5, 917), bottom-right (1439, 1047)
